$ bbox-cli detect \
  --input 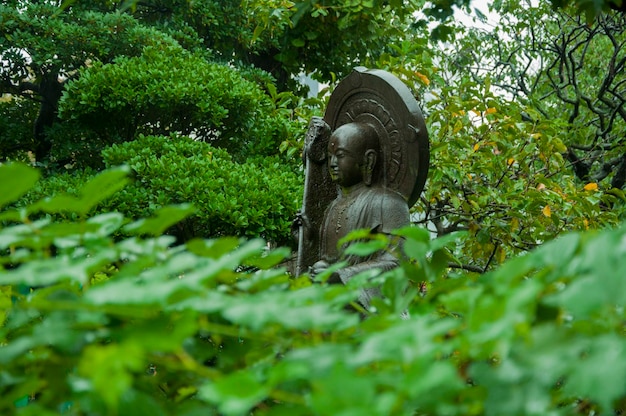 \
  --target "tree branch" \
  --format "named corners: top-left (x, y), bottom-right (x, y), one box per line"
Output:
top-left (448, 262), bottom-right (484, 274)
top-left (610, 153), bottom-right (626, 189)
